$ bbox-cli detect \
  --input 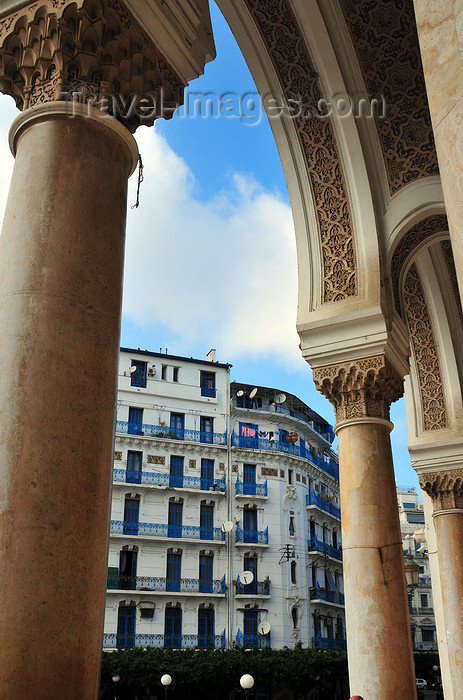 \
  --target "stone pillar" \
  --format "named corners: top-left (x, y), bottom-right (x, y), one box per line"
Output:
top-left (314, 356), bottom-right (417, 700)
top-left (419, 470), bottom-right (463, 695)
top-left (412, 0), bottom-right (463, 307)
